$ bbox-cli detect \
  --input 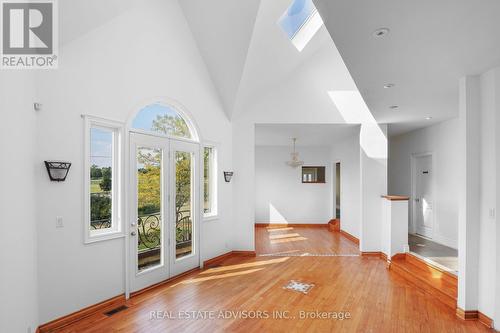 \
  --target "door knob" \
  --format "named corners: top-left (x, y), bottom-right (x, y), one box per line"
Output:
top-left (131, 231), bottom-right (137, 236)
